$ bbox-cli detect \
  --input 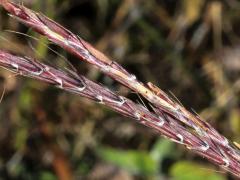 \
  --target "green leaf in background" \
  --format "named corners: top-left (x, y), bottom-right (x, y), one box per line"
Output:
top-left (40, 171), bottom-right (57, 180)
top-left (18, 87), bottom-right (32, 111)
top-left (170, 161), bottom-right (226, 180)
top-left (230, 109), bottom-right (240, 139)
top-left (14, 126), bottom-right (28, 150)
top-left (96, 146), bottom-right (158, 175)
top-left (150, 139), bottom-right (177, 163)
